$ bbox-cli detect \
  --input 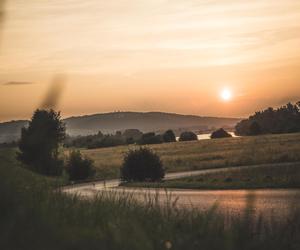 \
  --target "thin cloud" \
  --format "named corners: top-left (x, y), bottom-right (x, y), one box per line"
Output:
top-left (3, 81), bottom-right (34, 86)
